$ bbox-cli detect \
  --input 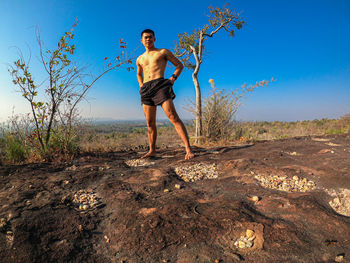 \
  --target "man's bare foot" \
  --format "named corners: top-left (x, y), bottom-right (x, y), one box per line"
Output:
top-left (140, 151), bottom-right (156, 159)
top-left (185, 151), bottom-right (195, 160)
